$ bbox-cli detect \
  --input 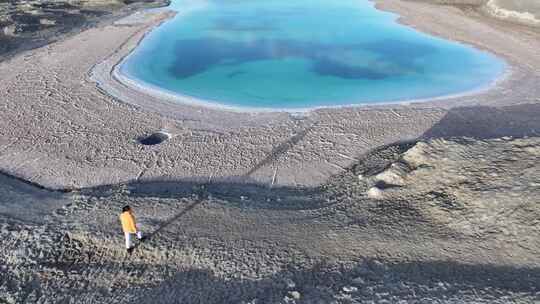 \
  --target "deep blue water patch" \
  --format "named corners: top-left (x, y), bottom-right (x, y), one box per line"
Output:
top-left (119, 0), bottom-right (505, 109)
